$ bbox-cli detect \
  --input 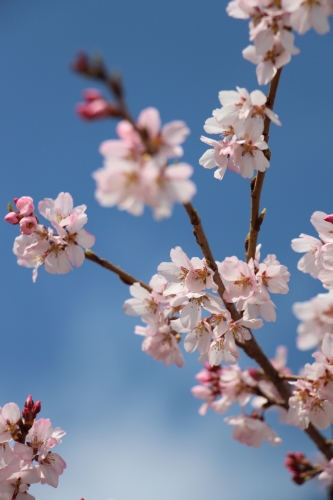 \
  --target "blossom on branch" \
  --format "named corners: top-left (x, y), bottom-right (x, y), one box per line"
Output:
top-left (5, 193), bottom-right (95, 281)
